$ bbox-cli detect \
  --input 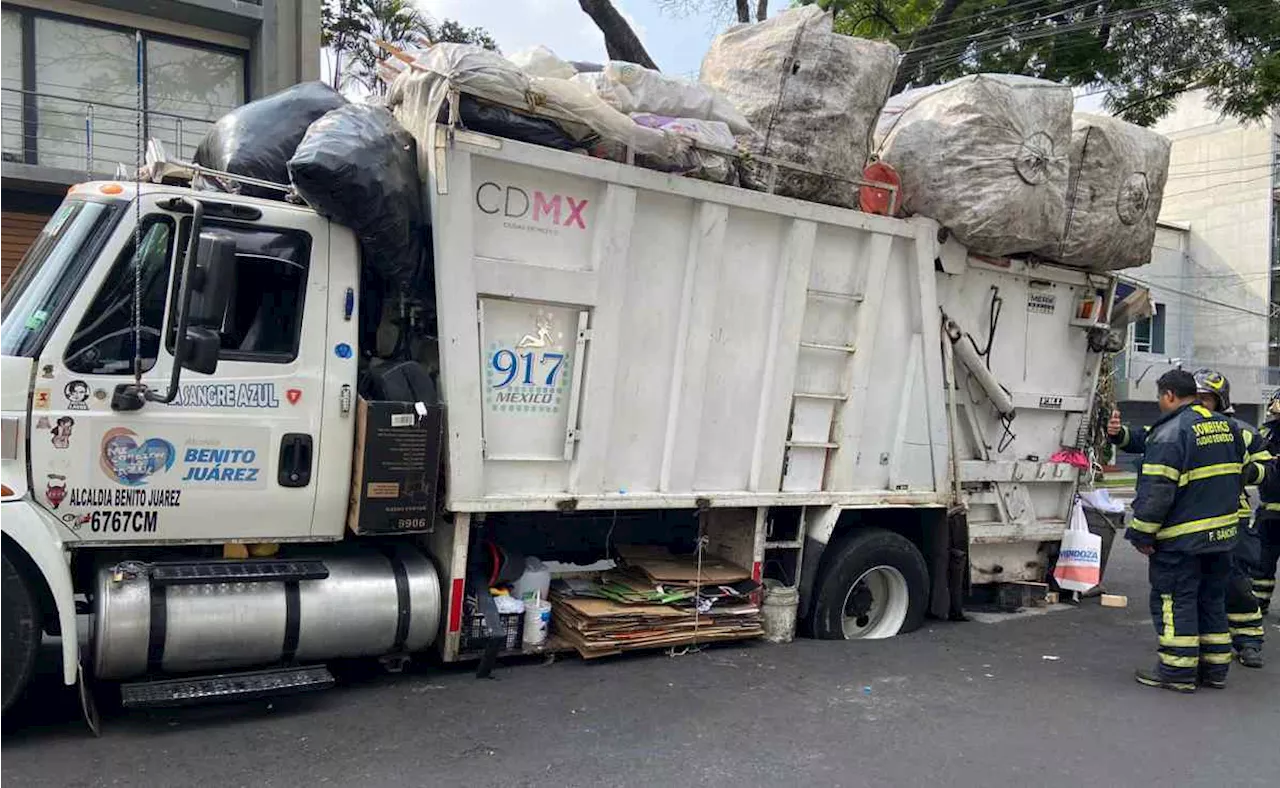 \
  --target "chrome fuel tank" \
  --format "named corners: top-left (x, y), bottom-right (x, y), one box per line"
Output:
top-left (93, 547), bottom-right (440, 680)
